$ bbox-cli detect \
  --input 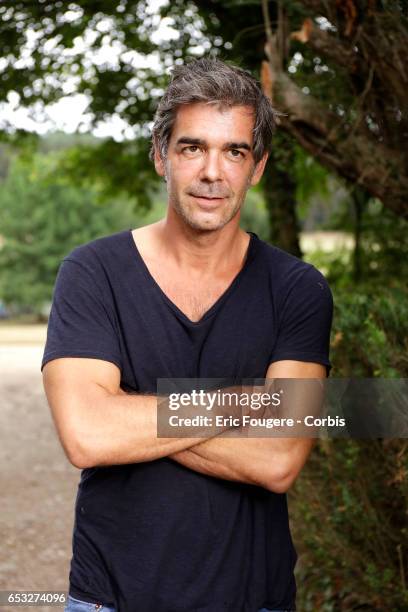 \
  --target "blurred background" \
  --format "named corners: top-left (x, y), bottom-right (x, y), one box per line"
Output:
top-left (0, 1), bottom-right (407, 610)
